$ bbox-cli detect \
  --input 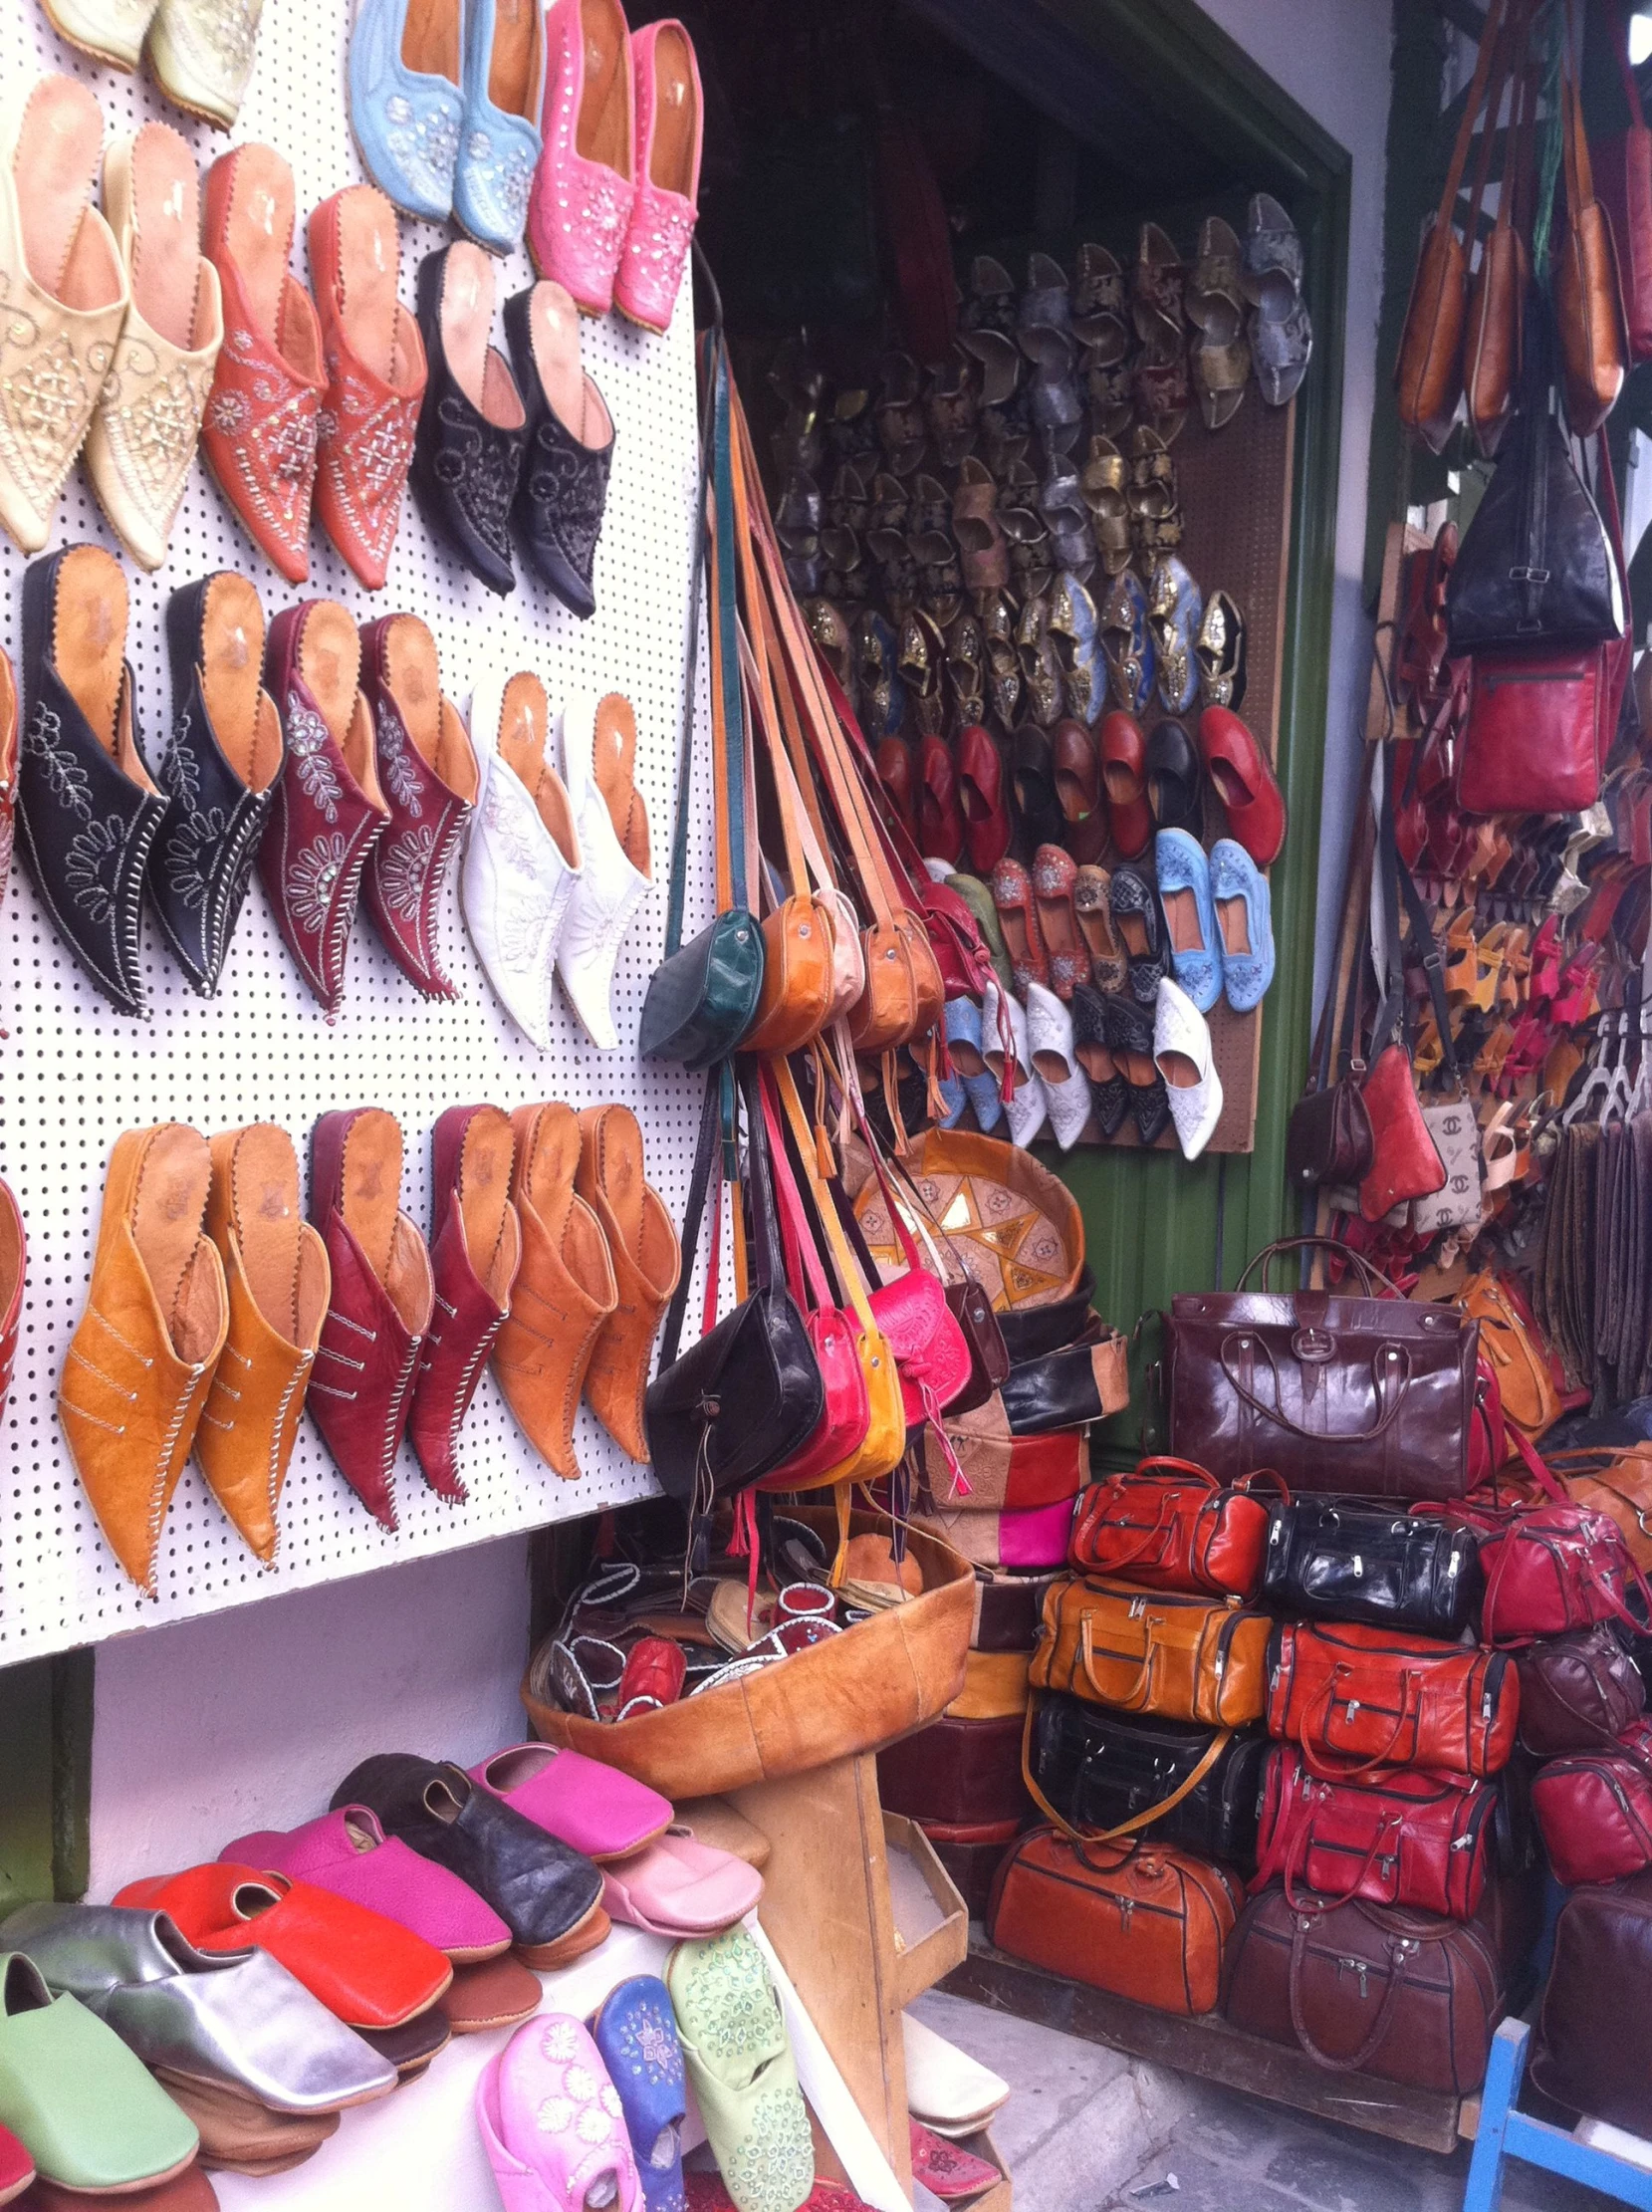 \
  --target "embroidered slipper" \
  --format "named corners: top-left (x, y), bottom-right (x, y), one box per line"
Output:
top-left (590, 1976), bottom-right (686, 2212)
top-left (665, 1932), bottom-right (813, 2212)
top-left (479, 2016), bottom-right (641, 2212)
